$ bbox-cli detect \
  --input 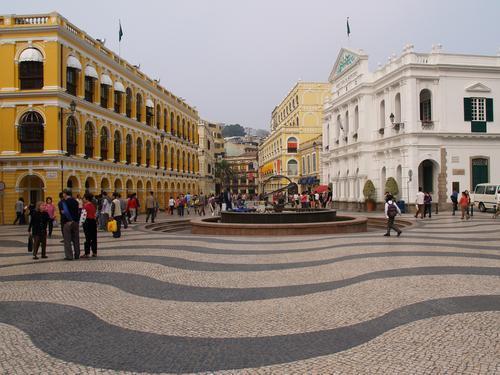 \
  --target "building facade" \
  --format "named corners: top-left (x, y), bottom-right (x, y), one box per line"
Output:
top-left (259, 82), bottom-right (330, 194)
top-left (225, 151), bottom-right (258, 196)
top-left (198, 120), bottom-right (216, 195)
top-left (297, 135), bottom-right (322, 189)
top-left (322, 45), bottom-right (500, 209)
top-left (0, 13), bottom-right (200, 223)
